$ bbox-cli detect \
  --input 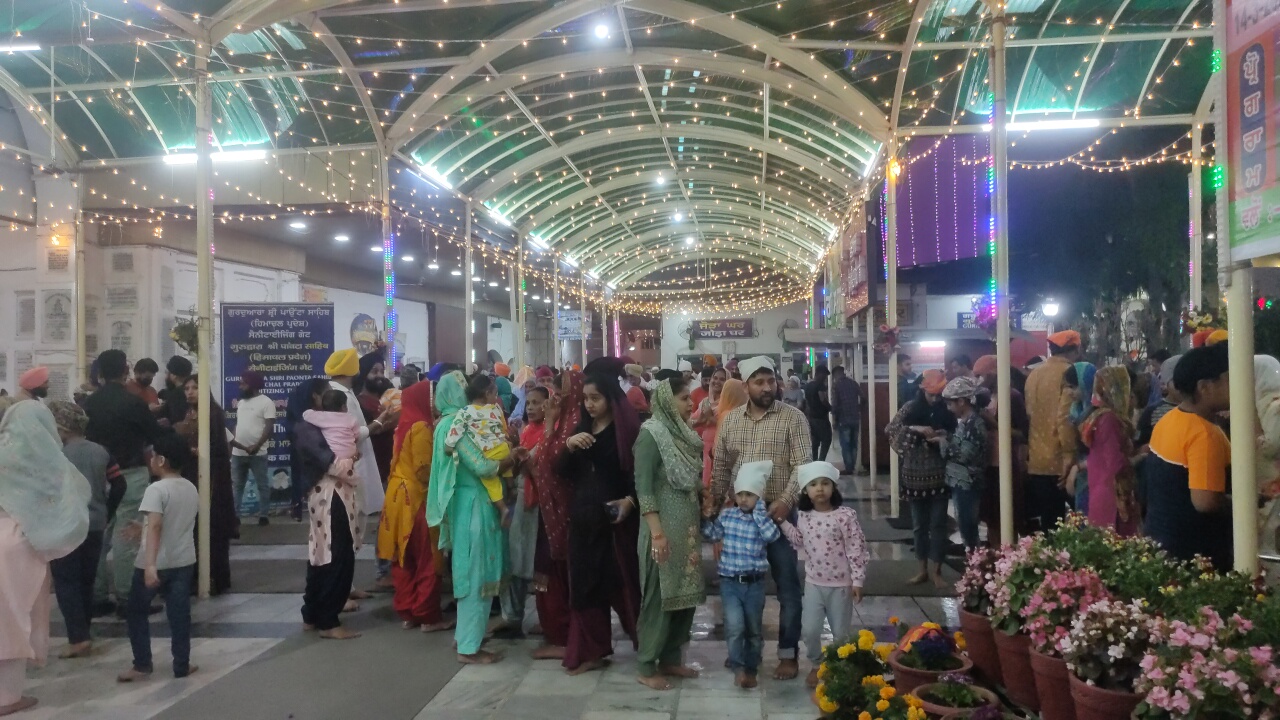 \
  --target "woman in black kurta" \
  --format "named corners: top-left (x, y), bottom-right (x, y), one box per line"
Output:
top-left (558, 373), bottom-right (642, 673)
